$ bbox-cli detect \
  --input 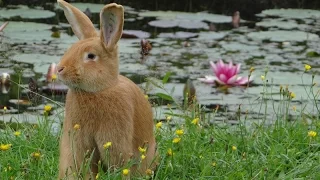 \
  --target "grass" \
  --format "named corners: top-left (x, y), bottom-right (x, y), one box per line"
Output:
top-left (0, 69), bottom-right (320, 179)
